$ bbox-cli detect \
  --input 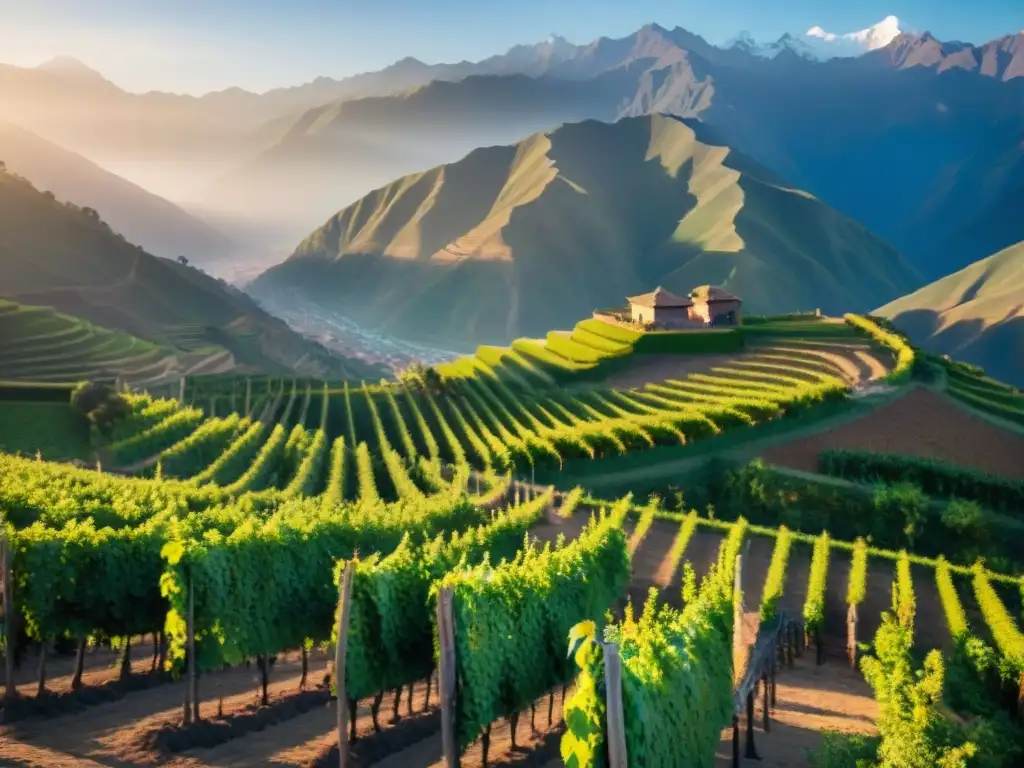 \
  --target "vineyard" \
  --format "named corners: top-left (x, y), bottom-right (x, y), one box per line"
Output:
top-left (2, 313), bottom-right (1024, 767)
